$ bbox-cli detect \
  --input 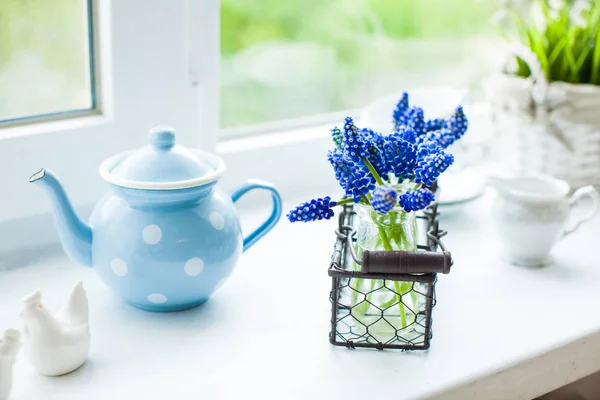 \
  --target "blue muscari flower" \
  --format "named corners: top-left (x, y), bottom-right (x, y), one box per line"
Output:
top-left (395, 106), bottom-right (417, 128)
top-left (425, 118), bottom-right (444, 132)
top-left (443, 106), bottom-right (468, 141)
top-left (408, 107), bottom-right (426, 136)
top-left (394, 114), bottom-right (410, 127)
top-left (363, 133), bottom-right (390, 181)
top-left (287, 196), bottom-right (336, 223)
top-left (414, 151), bottom-right (454, 186)
top-left (417, 128), bottom-right (454, 150)
top-left (342, 117), bottom-right (368, 163)
top-left (328, 150), bottom-right (375, 202)
top-left (399, 188), bottom-right (436, 212)
top-left (331, 126), bottom-right (343, 150)
top-left (416, 138), bottom-right (441, 159)
top-left (371, 185), bottom-right (399, 215)
top-left (360, 127), bottom-right (376, 140)
top-left (392, 92), bottom-right (410, 126)
top-left (382, 136), bottom-right (417, 181)
top-left (391, 125), bottom-right (418, 144)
